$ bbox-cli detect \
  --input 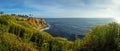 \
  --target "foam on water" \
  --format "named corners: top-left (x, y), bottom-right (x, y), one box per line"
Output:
top-left (40, 24), bottom-right (51, 31)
